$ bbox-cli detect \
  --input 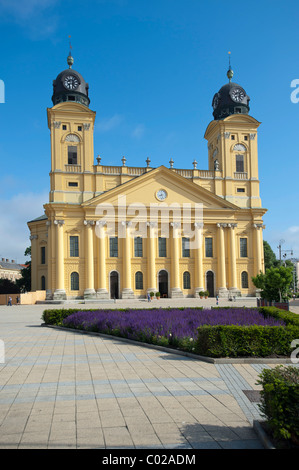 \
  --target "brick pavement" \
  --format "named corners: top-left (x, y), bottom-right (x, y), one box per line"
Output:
top-left (0, 299), bottom-right (297, 449)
